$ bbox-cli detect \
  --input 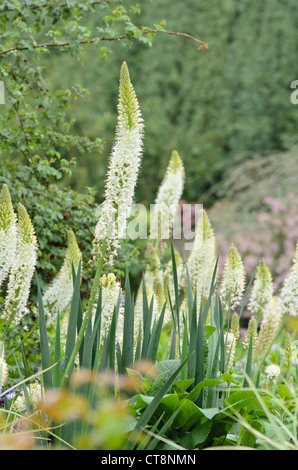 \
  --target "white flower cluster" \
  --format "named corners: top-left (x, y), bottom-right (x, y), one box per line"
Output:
top-left (265, 364), bottom-right (281, 383)
top-left (0, 184), bottom-right (17, 288)
top-left (248, 260), bottom-right (273, 320)
top-left (93, 62), bottom-right (144, 267)
top-left (3, 203), bottom-right (38, 327)
top-left (150, 150), bottom-right (185, 241)
top-left (220, 245), bottom-right (246, 311)
top-left (279, 243), bottom-right (298, 317)
top-left (0, 357), bottom-right (8, 388)
top-left (42, 230), bottom-right (81, 325)
top-left (12, 381), bottom-right (42, 412)
top-left (185, 209), bottom-right (216, 302)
